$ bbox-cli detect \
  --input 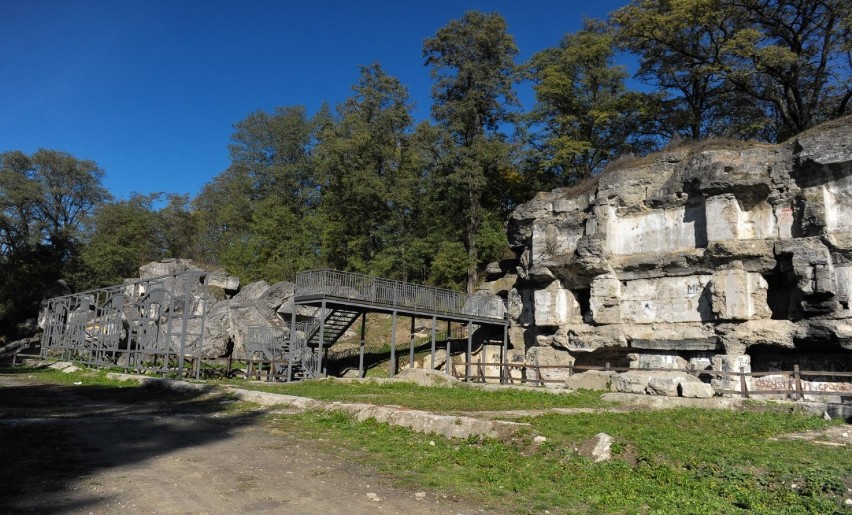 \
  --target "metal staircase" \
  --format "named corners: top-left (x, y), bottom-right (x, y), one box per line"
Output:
top-left (284, 308), bottom-right (360, 380)
top-left (305, 308), bottom-right (360, 347)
